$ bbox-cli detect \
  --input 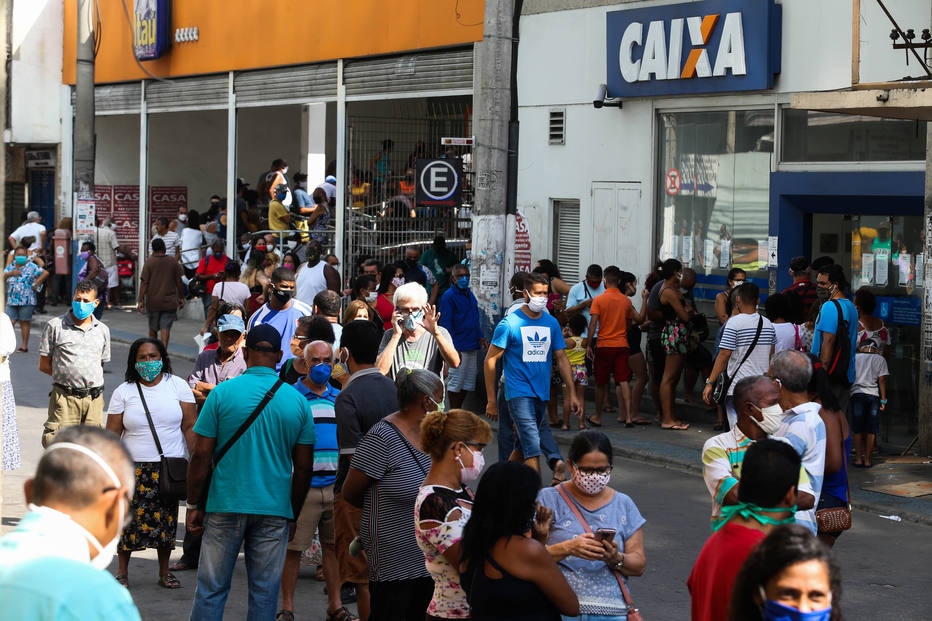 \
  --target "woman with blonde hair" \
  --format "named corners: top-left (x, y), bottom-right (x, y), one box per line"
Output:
top-left (343, 299), bottom-right (377, 325)
top-left (416, 409), bottom-right (492, 619)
